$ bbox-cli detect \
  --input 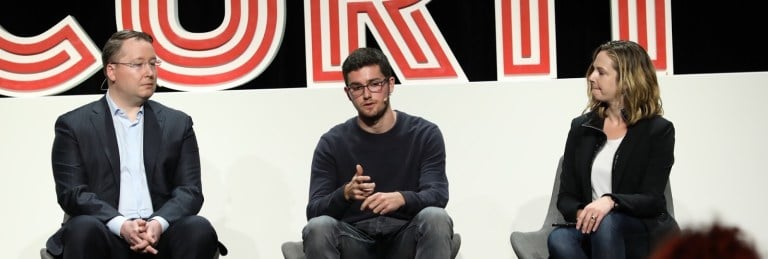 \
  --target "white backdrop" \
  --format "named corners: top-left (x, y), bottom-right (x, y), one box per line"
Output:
top-left (1, 72), bottom-right (766, 258)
